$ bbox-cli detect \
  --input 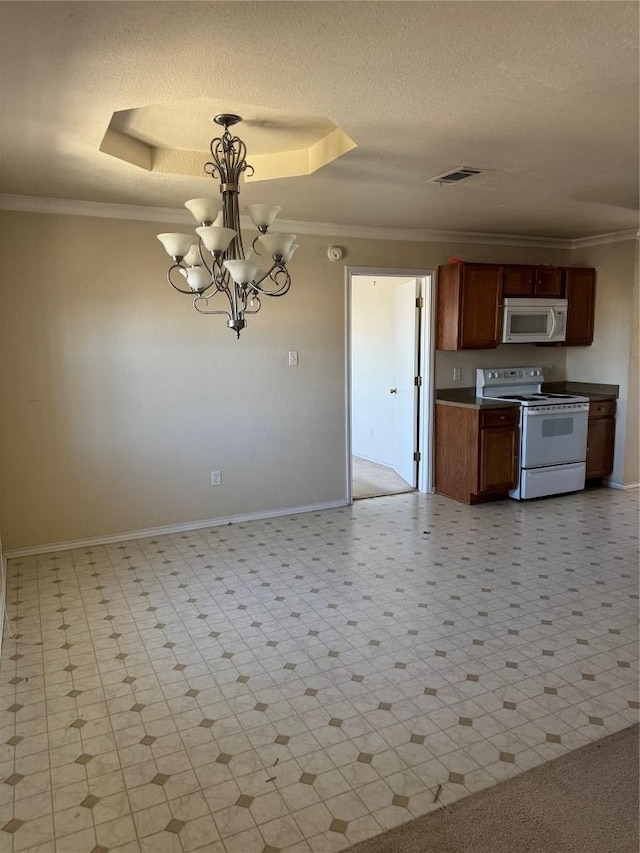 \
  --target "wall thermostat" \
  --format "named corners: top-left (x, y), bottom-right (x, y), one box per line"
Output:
top-left (327, 245), bottom-right (344, 262)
